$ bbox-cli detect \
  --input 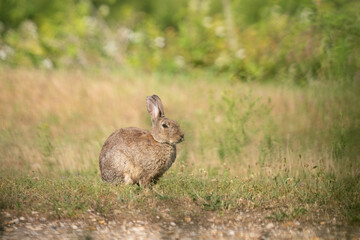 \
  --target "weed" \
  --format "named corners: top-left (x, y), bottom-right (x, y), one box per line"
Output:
top-left (207, 89), bottom-right (271, 165)
top-left (36, 123), bottom-right (54, 158)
